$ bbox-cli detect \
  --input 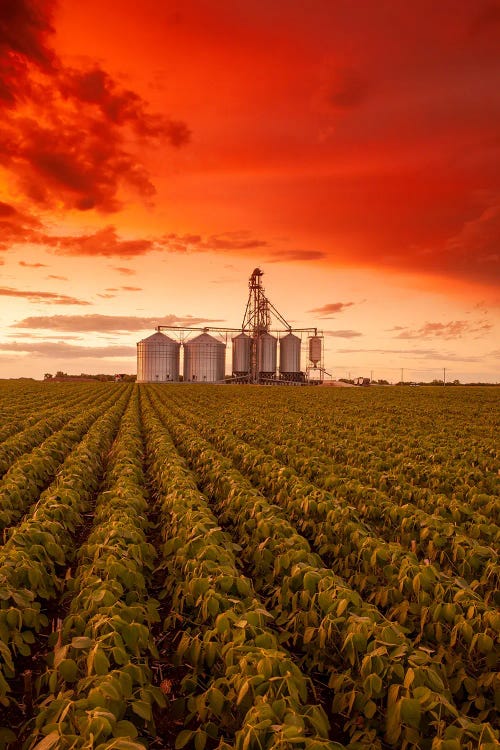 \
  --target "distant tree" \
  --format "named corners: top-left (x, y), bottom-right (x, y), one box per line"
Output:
top-left (43, 373), bottom-right (53, 380)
